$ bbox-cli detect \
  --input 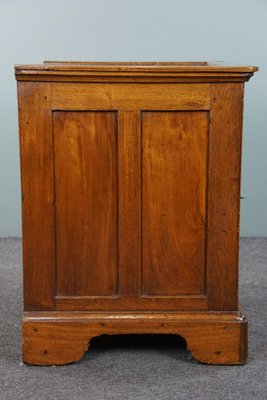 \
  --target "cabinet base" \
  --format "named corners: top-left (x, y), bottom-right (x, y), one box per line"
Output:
top-left (22, 308), bottom-right (247, 365)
